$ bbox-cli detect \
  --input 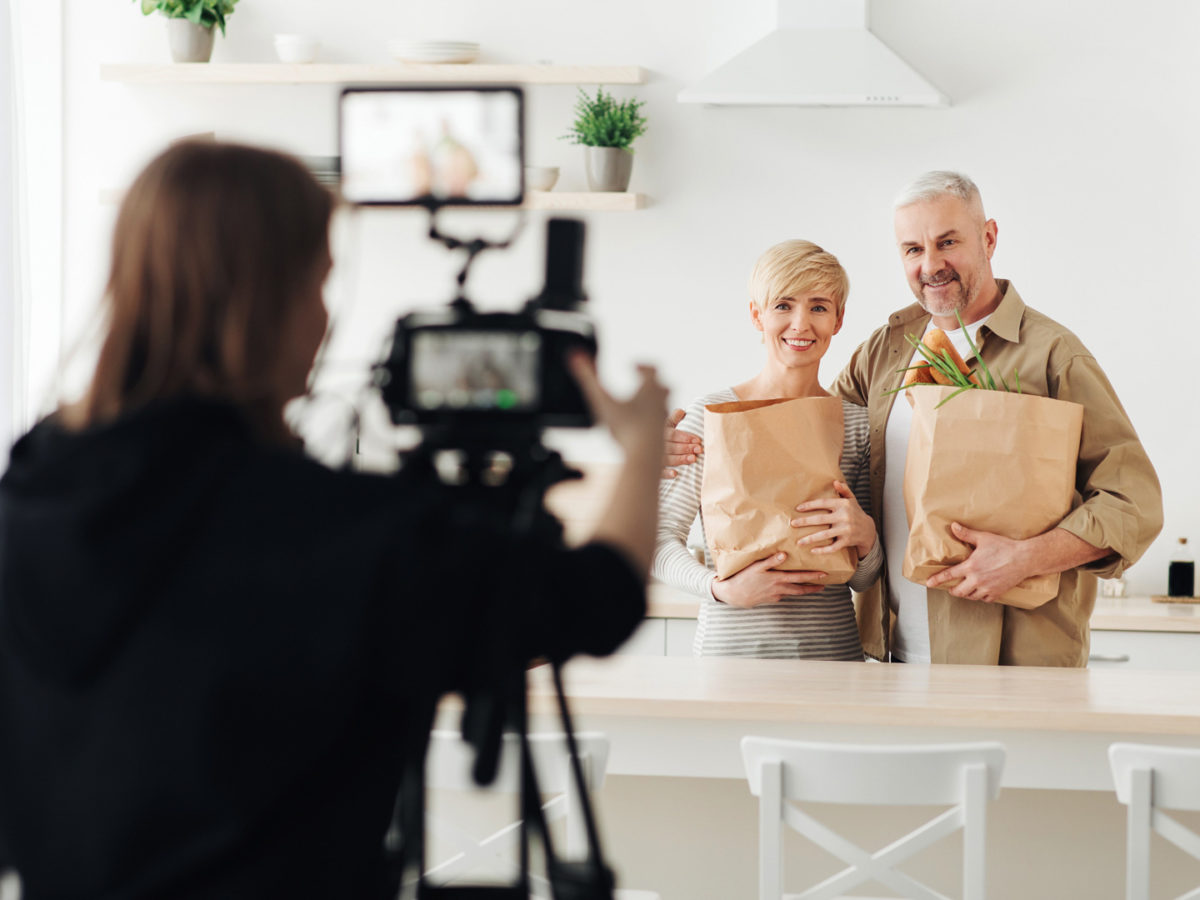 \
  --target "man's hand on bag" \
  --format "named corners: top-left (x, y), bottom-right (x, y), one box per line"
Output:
top-left (791, 481), bottom-right (877, 557)
top-left (710, 552), bottom-right (826, 608)
top-left (925, 522), bottom-right (1027, 604)
top-left (928, 523), bottom-right (1110, 604)
top-left (661, 408), bottom-right (703, 479)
